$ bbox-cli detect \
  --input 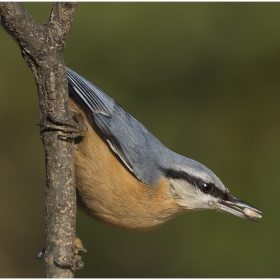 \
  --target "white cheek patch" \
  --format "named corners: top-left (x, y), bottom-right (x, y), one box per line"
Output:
top-left (171, 179), bottom-right (218, 210)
